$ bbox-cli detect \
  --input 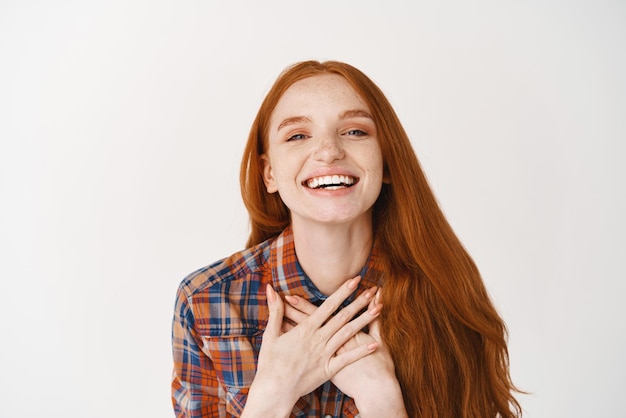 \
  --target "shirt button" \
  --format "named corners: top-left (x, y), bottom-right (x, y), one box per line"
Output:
top-left (324, 416), bottom-right (332, 418)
